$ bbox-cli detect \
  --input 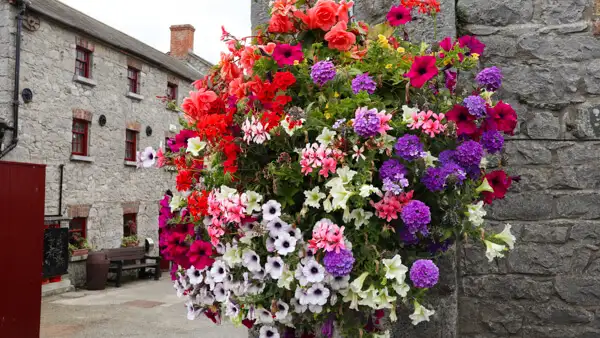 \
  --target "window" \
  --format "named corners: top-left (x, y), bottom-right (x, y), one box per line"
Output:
top-left (72, 119), bottom-right (89, 156)
top-left (69, 217), bottom-right (87, 245)
top-left (125, 129), bottom-right (137, 161)
top-left (123, 213), bottom-right (137, 236)
top-left (127, 67), bottom-right (140, 93)
top-left (75, 47), bottom-right (91, 78)
top-left (167, 82), bottom-right (178, 101)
